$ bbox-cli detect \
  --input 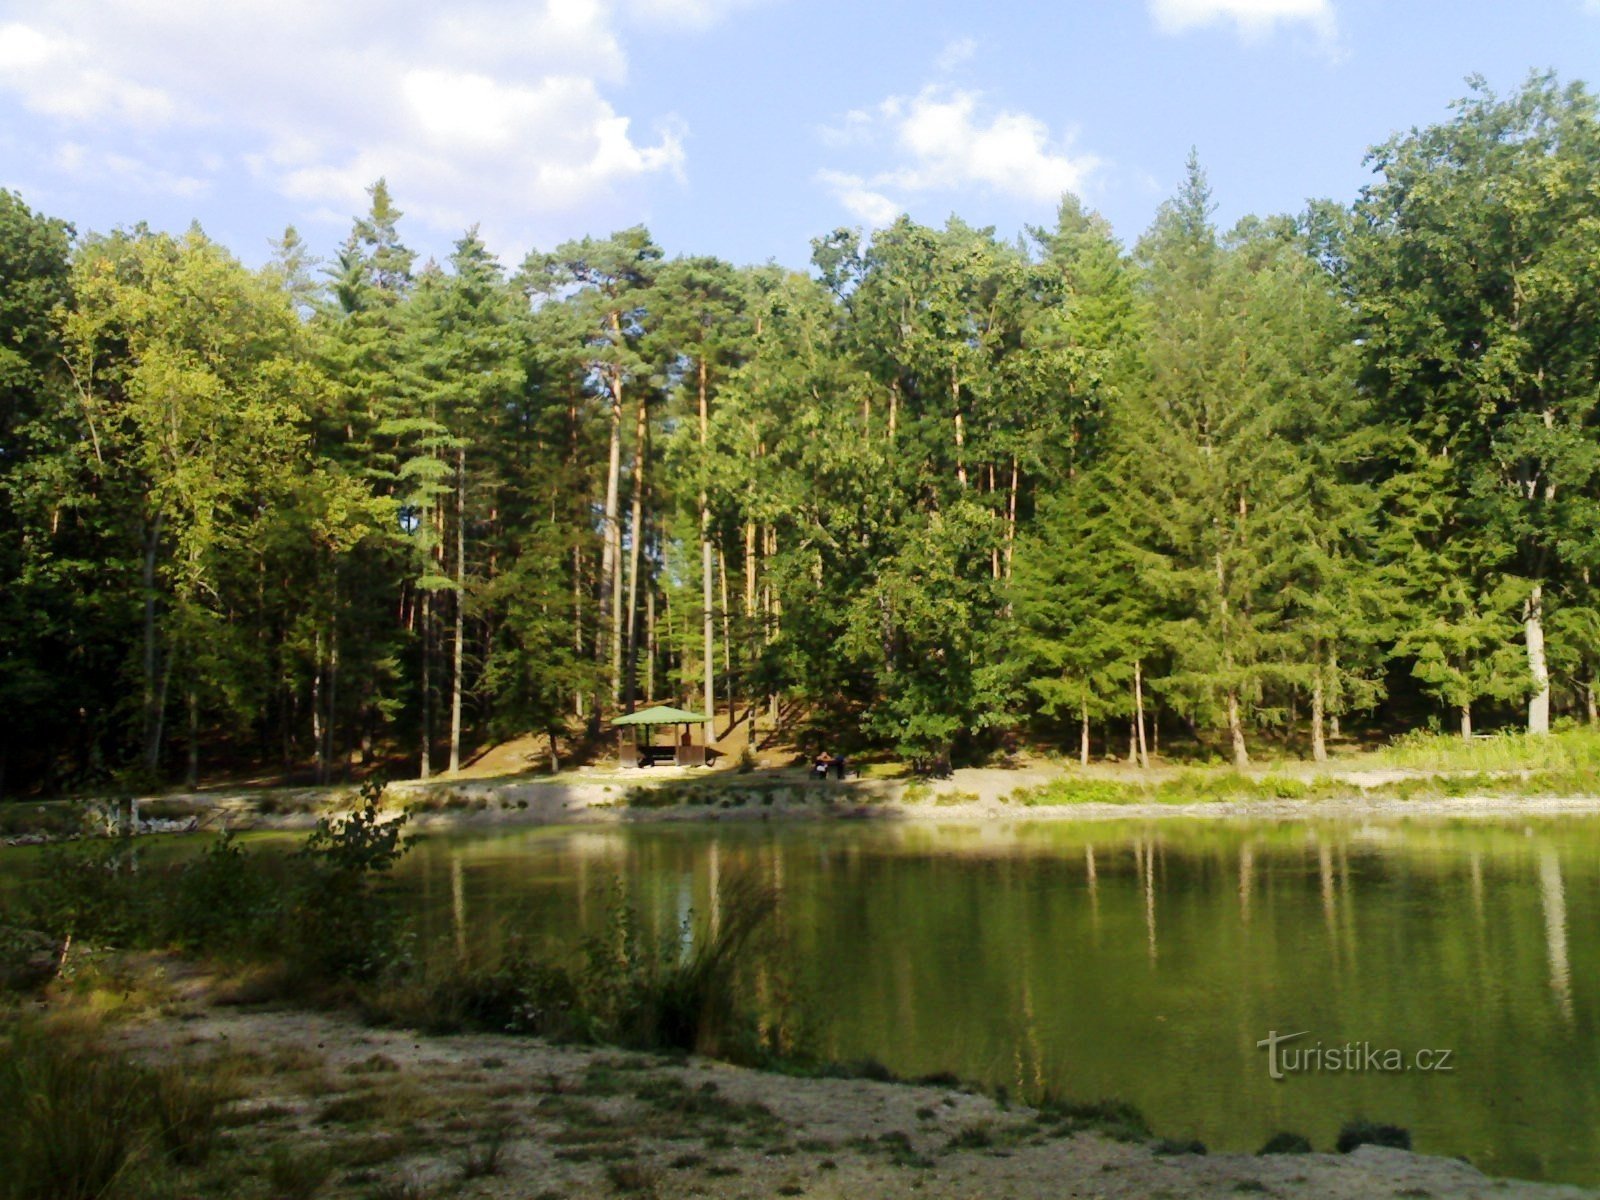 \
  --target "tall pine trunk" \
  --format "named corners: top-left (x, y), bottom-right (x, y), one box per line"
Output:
top-left (140, 511), bottom-right (165, 773)
top-left (623, 399), bottom-right (647, 711)
top-left (420, 590), bottom-right (432, 780)
top-left (698, 357), bottom-right (716, 733)
top-left (601, 358), bottom-right (626, 705)
top-left (1460, 703), bottom-right (1473, 741)
top-left (1079, 699), bottom-right (1090, 765)
top-left (448, 446), bottom-right (467, 774)
top-left (1134, 658), bottom-right (1149, 769)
